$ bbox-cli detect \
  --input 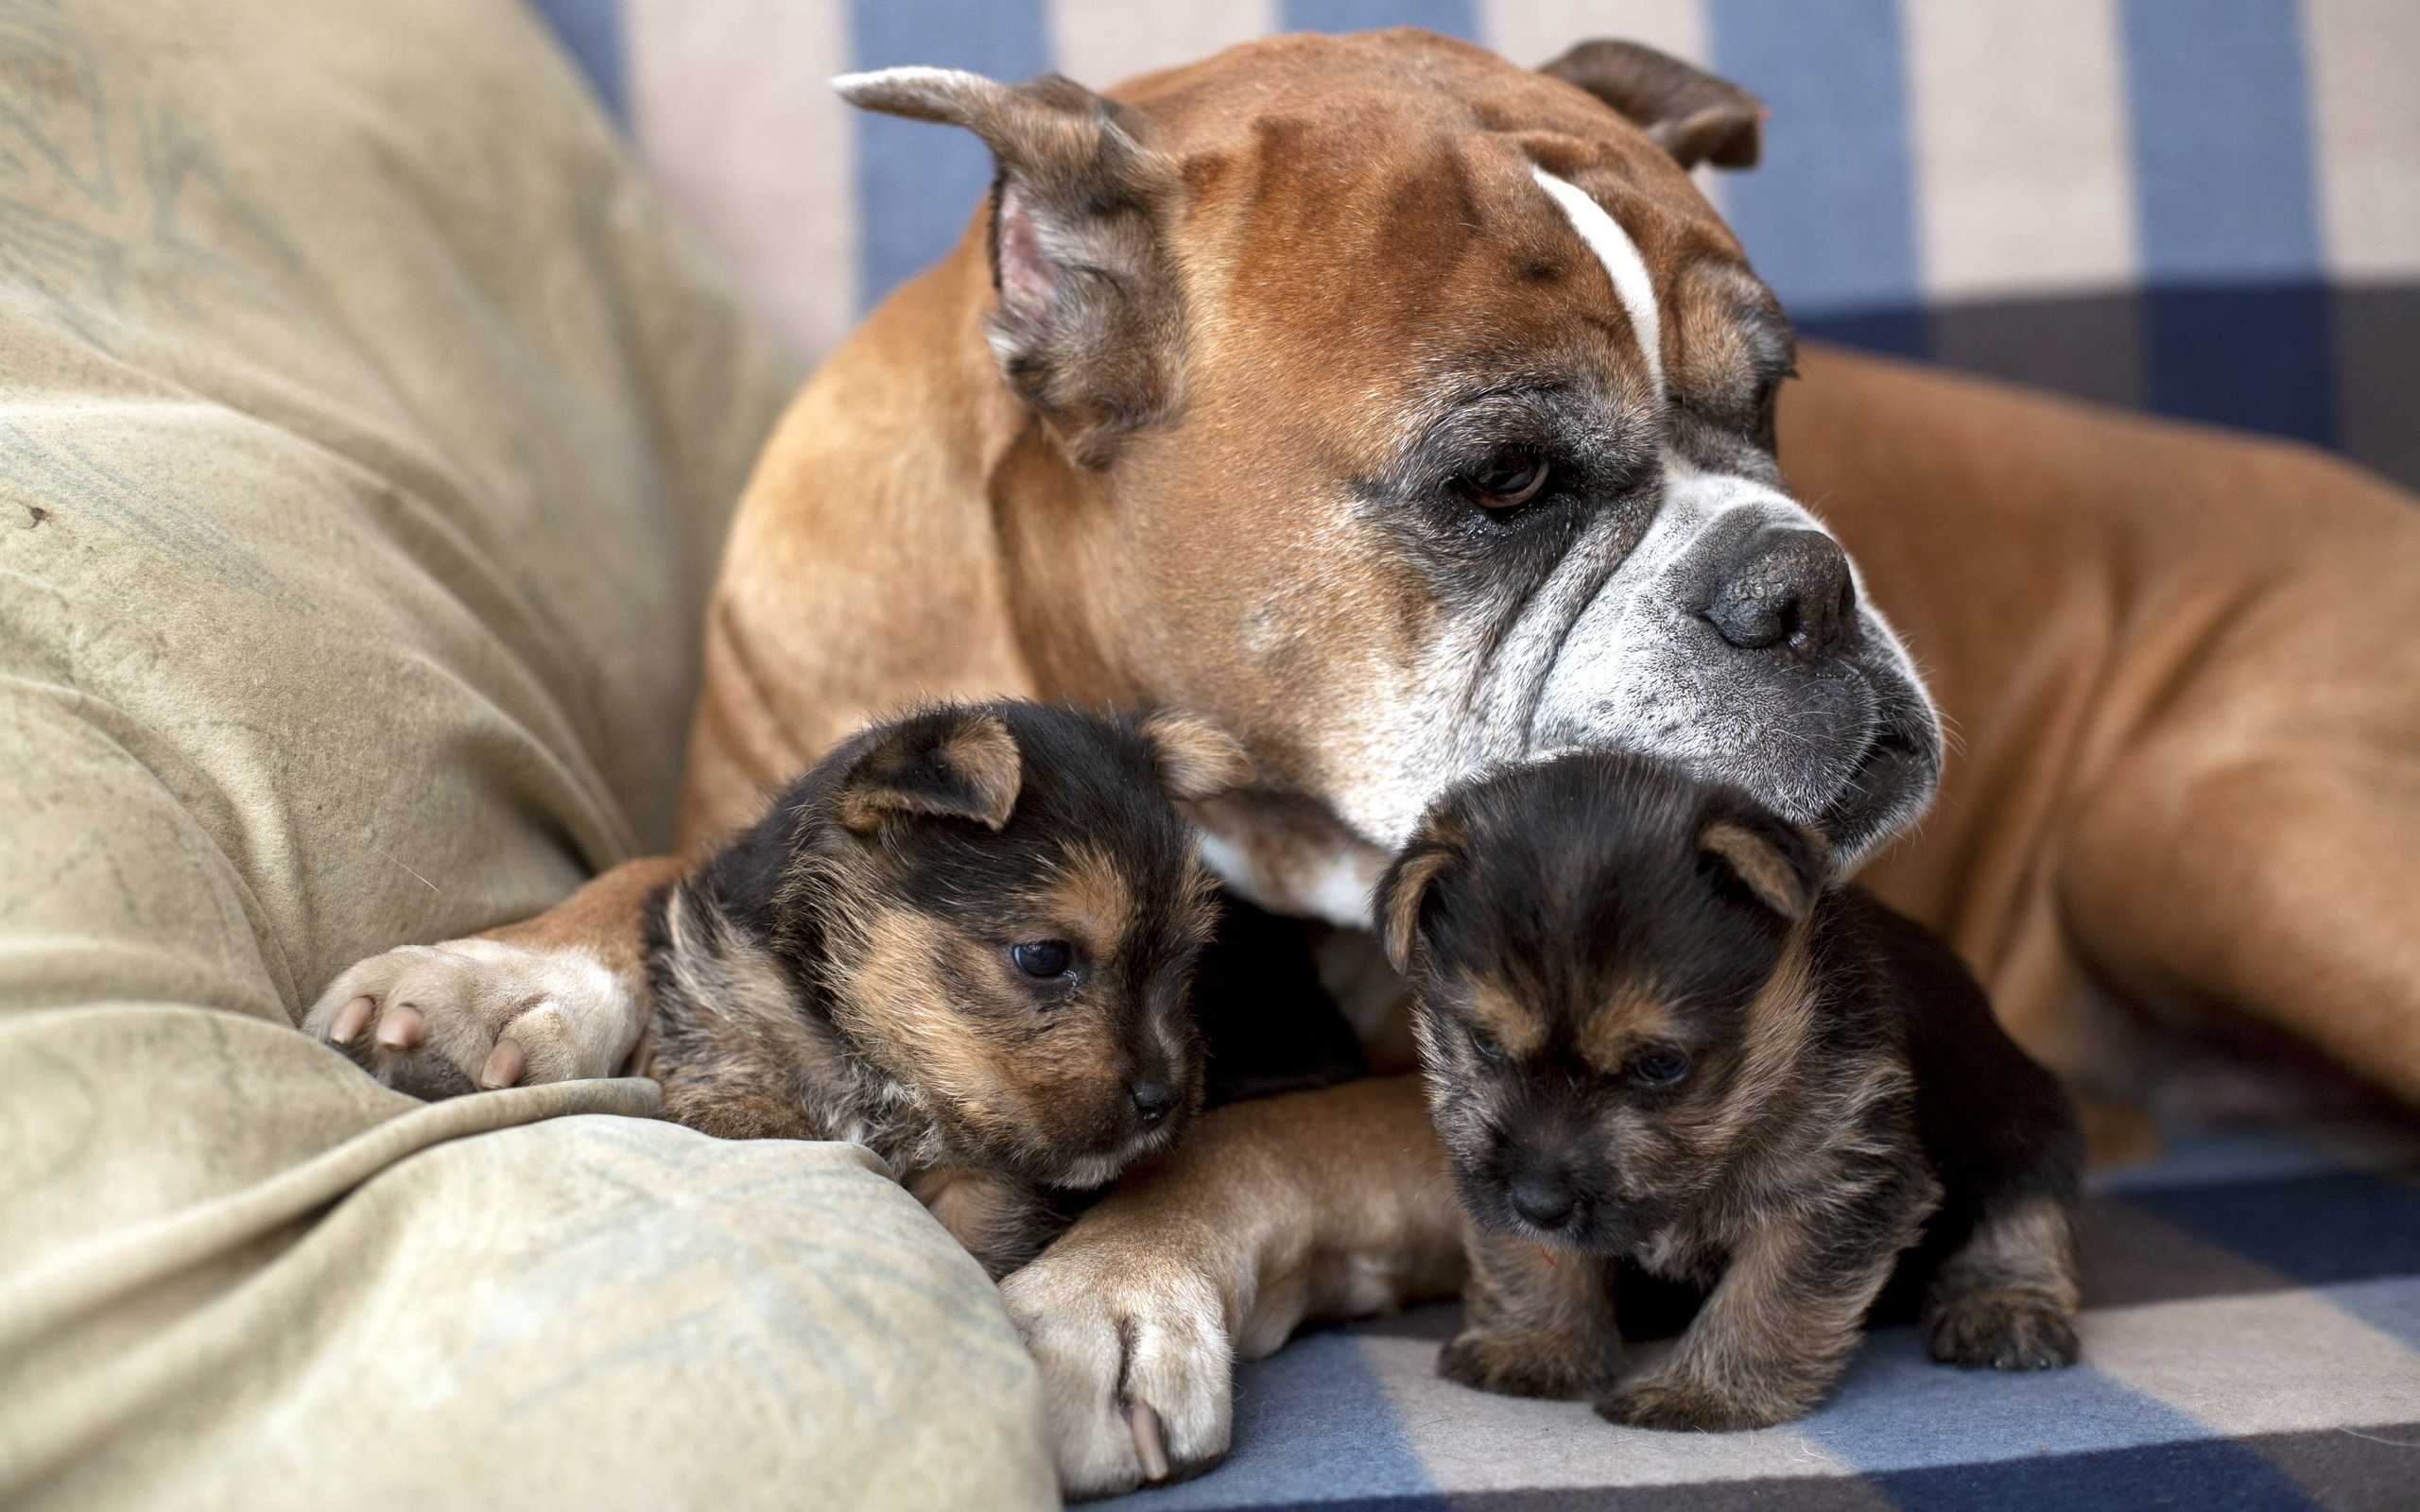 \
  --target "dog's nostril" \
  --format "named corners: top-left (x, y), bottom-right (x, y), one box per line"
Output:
top-left (1130, 1080), bottom-right (1181, 1126)
top-left (1509, 1169), bottom-right (1577, 1229)
top-left (1705, 526), bottom-right (1857, 661)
